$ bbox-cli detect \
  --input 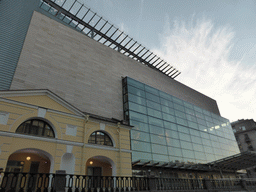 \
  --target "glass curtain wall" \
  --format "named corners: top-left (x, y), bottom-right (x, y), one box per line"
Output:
top-left (123, 77), bottom-right (239, 164)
